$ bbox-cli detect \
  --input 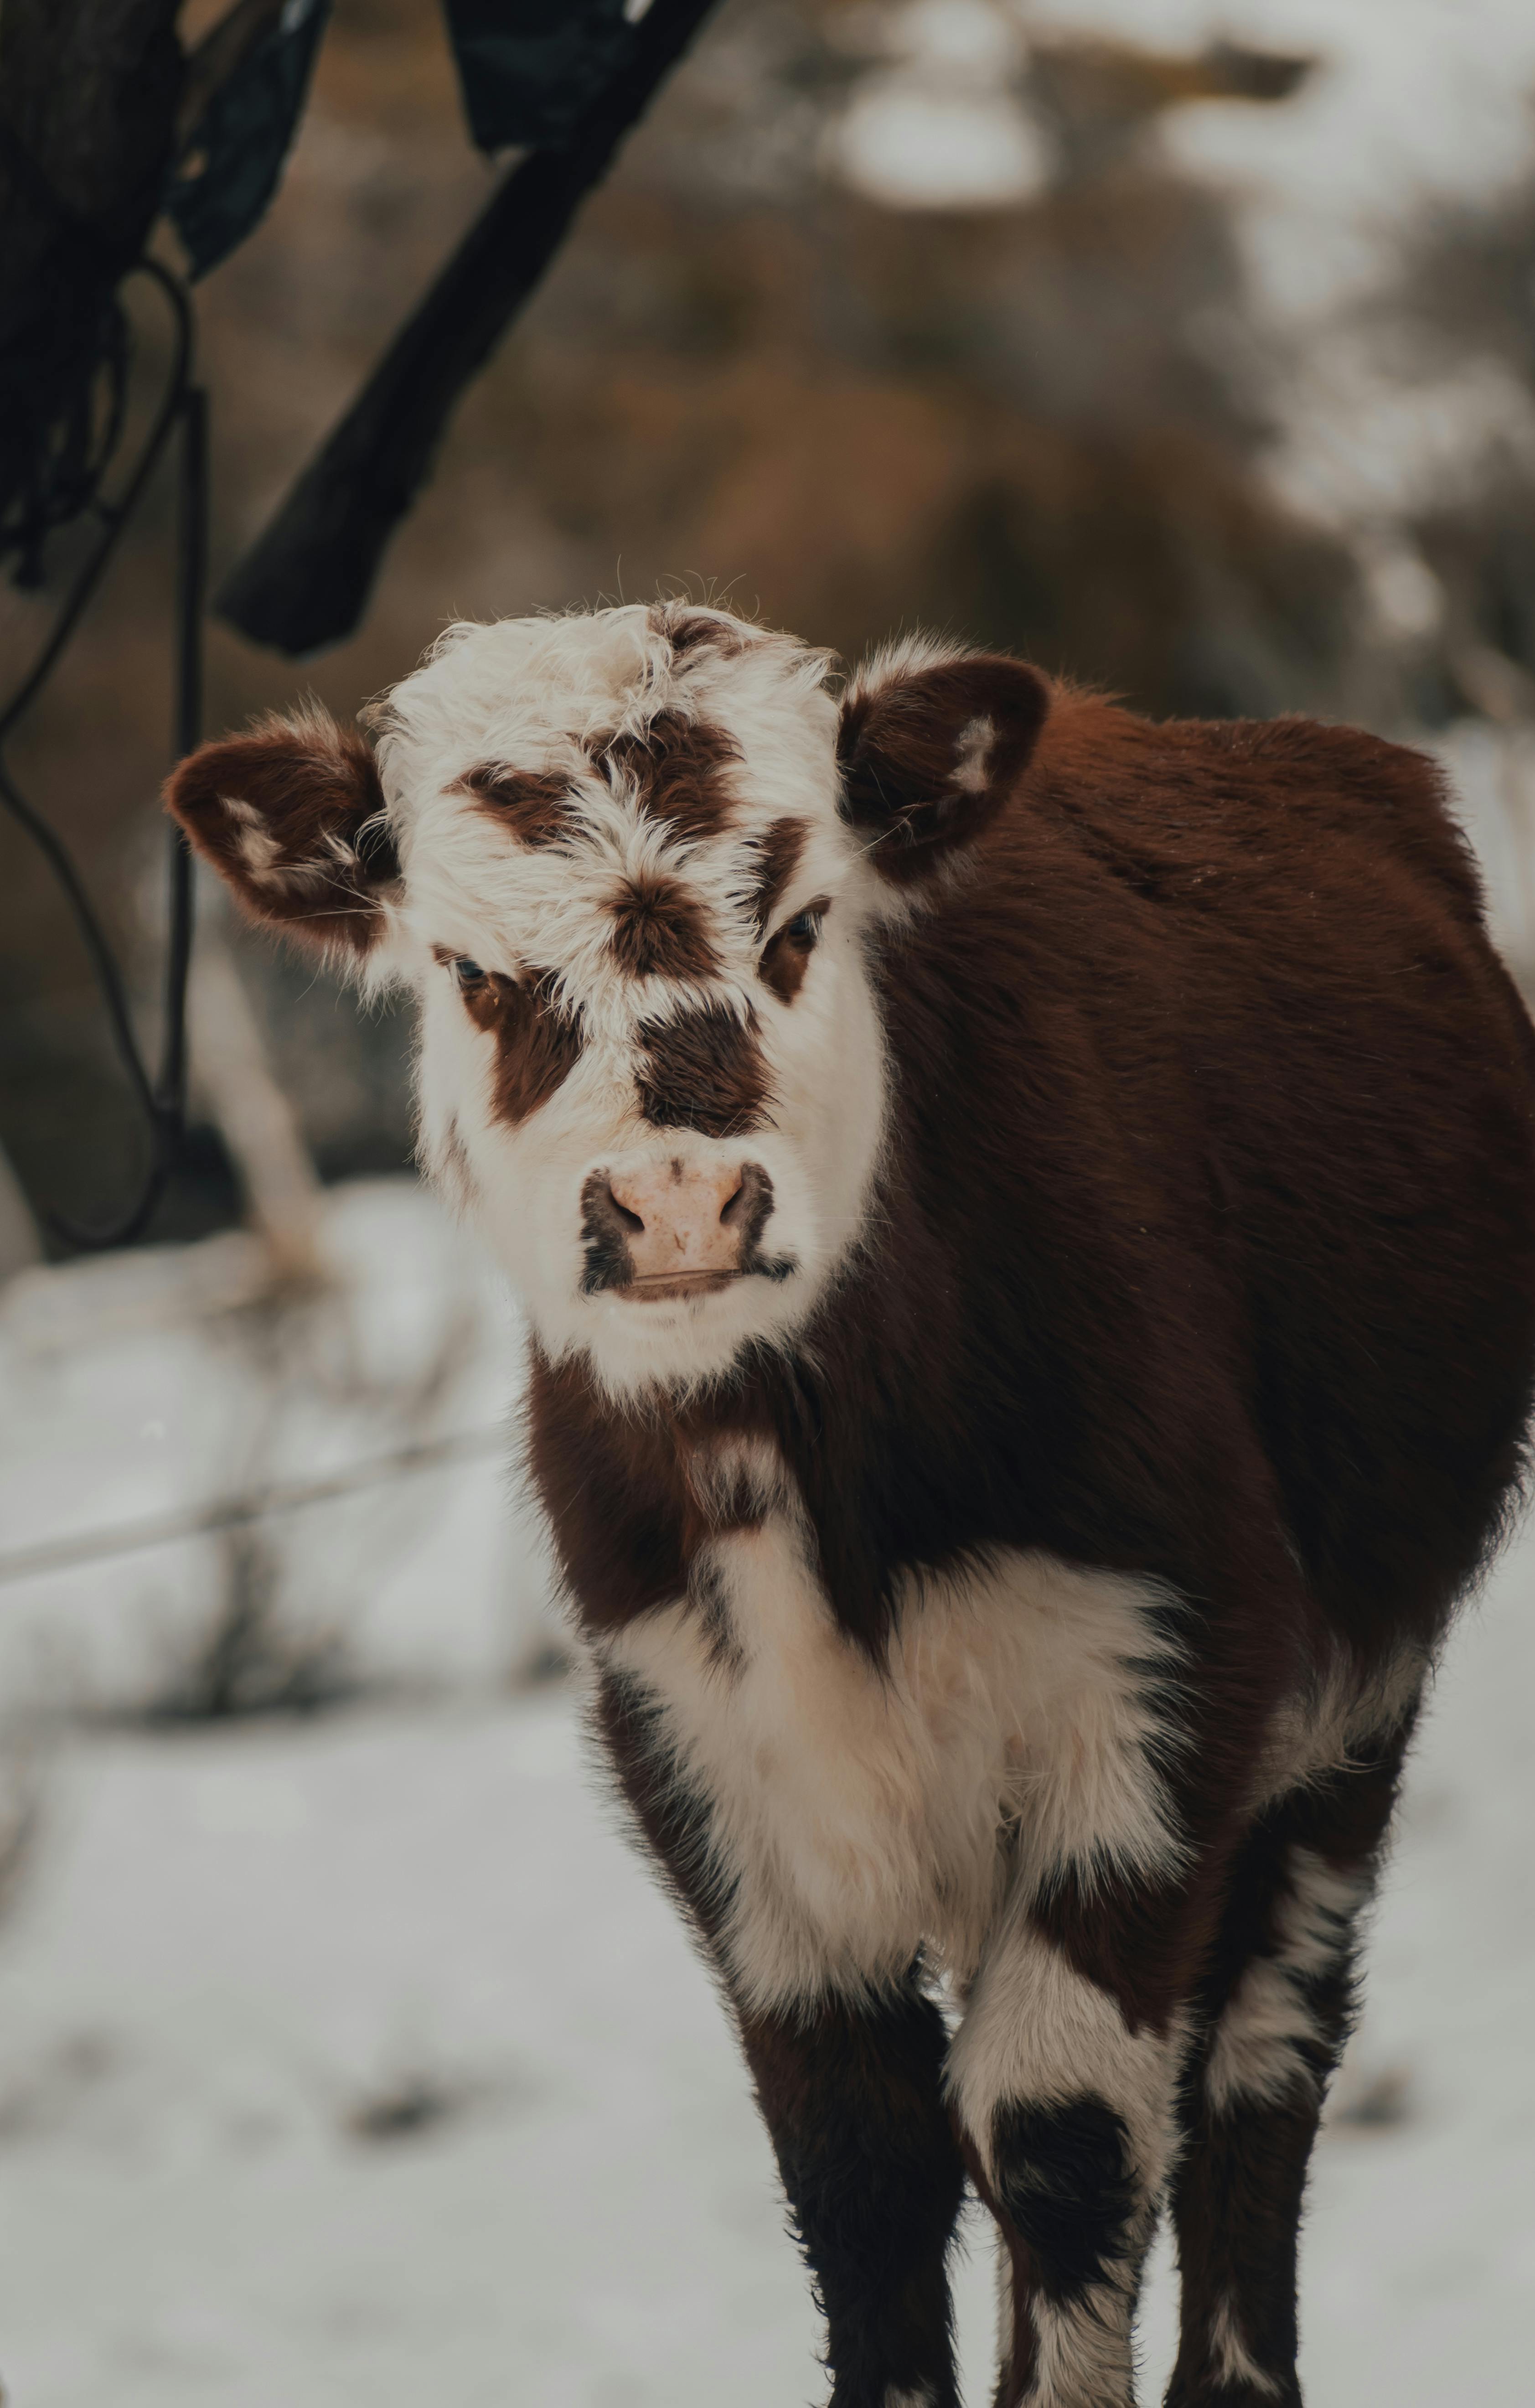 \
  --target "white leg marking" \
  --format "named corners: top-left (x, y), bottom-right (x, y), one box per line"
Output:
top-left (600, 1504), bottom-right (1188, 2010)
top-left (947, 1910), bottom-right (1183, 2201)
top-left (946, 1905), bottom-right (1185, 2408)
top-left (1204, 1845), bottom-right (1370, 2116)
top-left (1028, 2290), bottom-right (1140, 2408)
top-left (1251, 1641), bottom-right (1423, 1810)
top-left (1209, 2293), bottom-right (1284, 2398)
